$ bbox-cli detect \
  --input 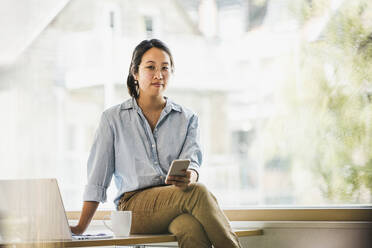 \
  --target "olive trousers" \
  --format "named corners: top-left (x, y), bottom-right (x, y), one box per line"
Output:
top-left (118, 183), bottom-right (241, 248)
